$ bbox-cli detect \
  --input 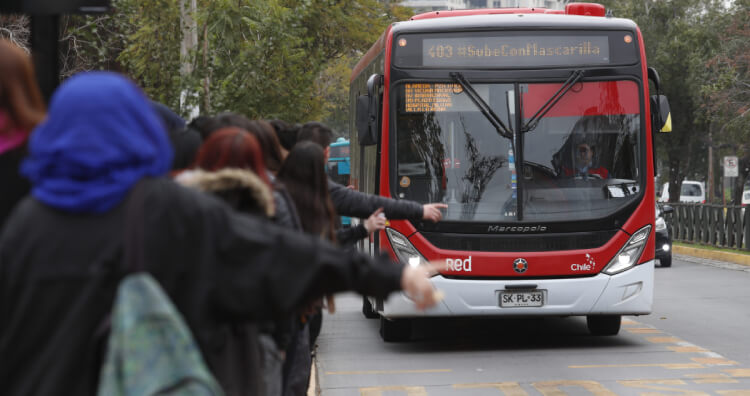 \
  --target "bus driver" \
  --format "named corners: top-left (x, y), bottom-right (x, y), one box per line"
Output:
top-left (561, 132), bottom-right (609, 180)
